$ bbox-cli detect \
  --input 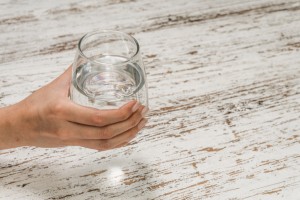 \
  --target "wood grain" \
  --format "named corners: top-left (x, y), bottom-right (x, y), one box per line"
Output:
top-left (0, 0), bottom-right (300, 199)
